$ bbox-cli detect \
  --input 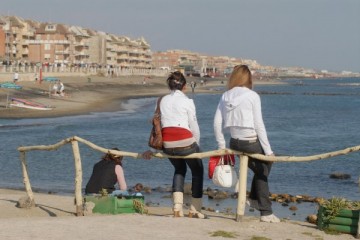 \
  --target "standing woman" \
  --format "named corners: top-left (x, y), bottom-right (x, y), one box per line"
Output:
top-left (213, 65), bottom-right (280, 223)
top-left (143, 71), bottom-right (205, 218)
